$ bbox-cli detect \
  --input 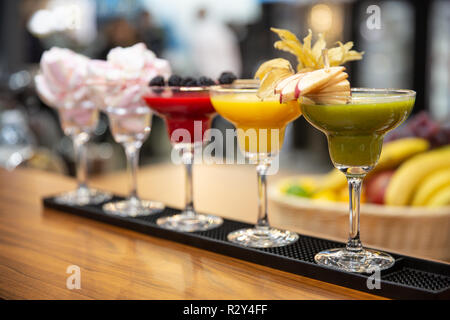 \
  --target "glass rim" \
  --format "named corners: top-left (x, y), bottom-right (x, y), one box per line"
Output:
top-left (148, 85), bottom-right (210, 92)
top-left (104, 105), bottom-right (151, 115)
top-left (349, 87), bottom-right (416, 98)
top-left (210, 83), bottom-right (259, 93)
top-left (148, 79), bottom-right (260, 93)
top-left (210, 85), bottom-right (416, 101)
top-left (301, 88), bottom-right (416, 104)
